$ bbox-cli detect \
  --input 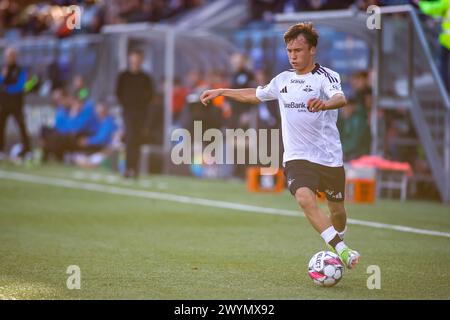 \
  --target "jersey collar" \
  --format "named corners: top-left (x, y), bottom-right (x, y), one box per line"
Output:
top-left (291, 63), bottom-right (321, 77)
